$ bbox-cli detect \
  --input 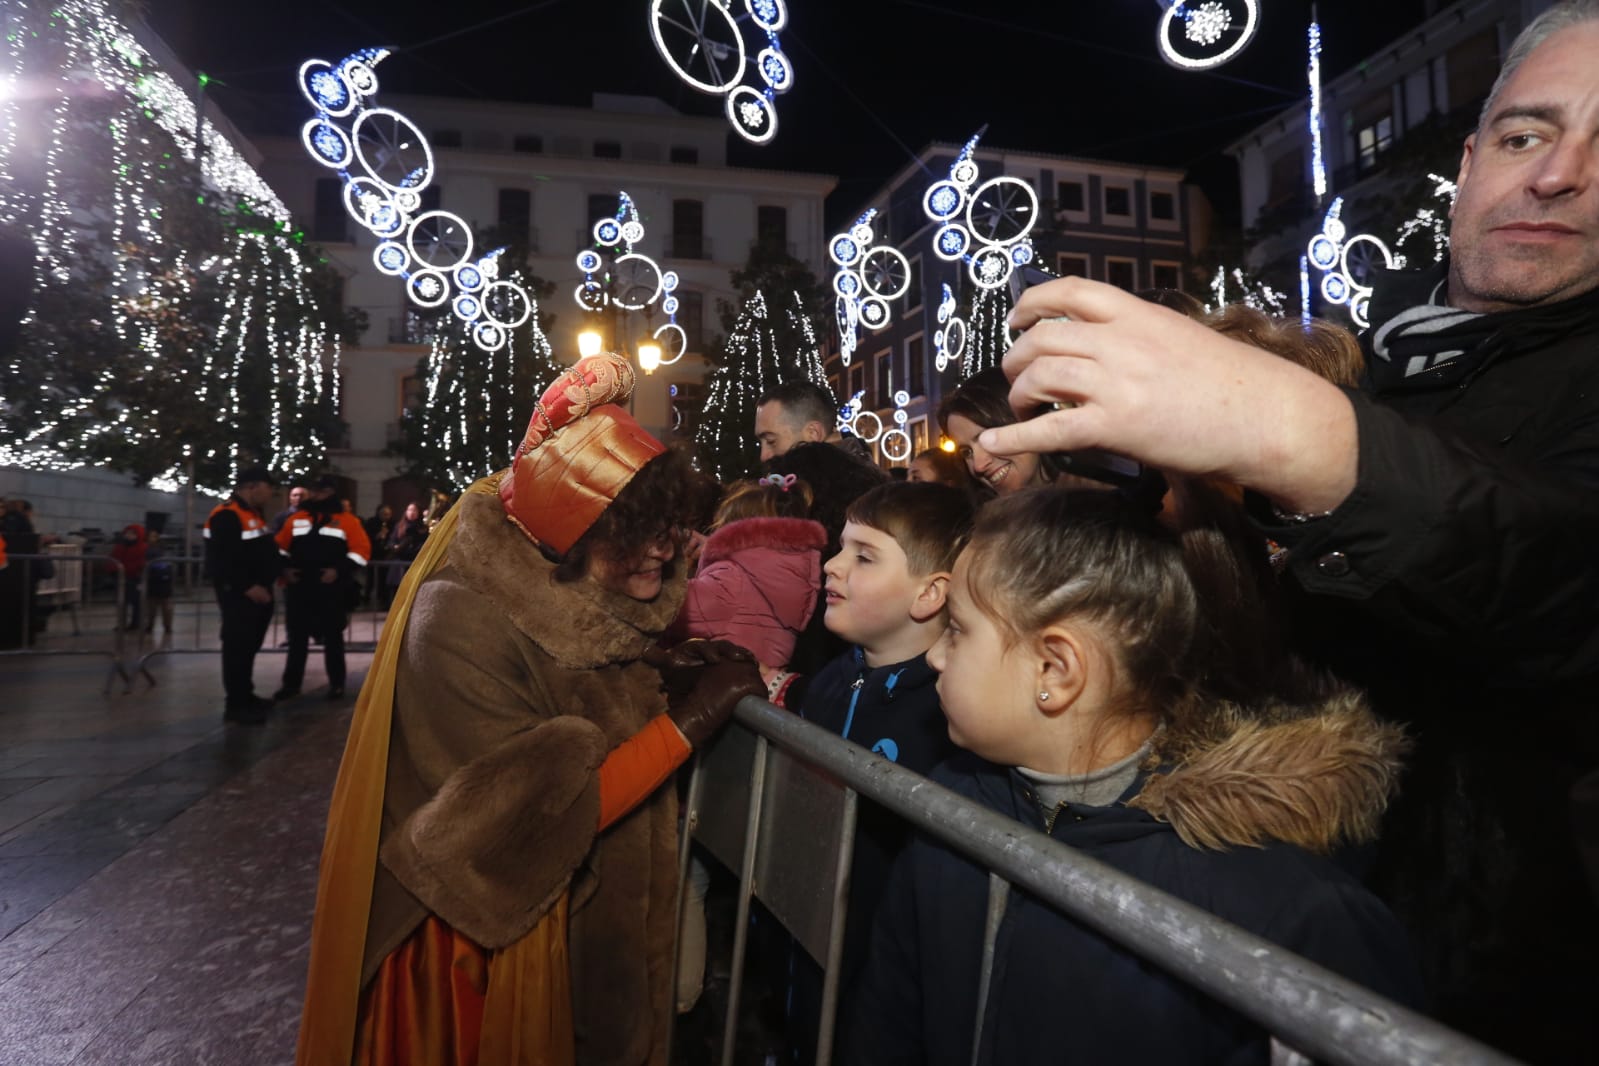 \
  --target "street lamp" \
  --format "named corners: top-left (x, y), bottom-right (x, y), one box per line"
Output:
top-left (577, 330), bottom-right (603, 357)
top-left (637, 341), bottom-right (661, 375)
